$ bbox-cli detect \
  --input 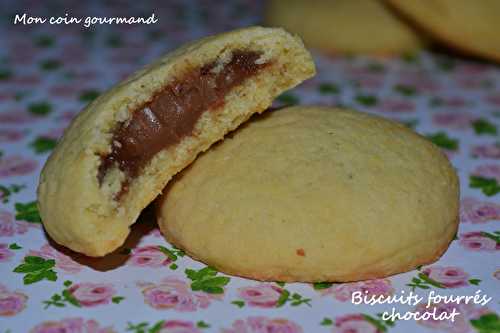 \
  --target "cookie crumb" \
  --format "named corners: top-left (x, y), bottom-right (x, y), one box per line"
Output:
top-left (296, 248), bottom-right (305, 256)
